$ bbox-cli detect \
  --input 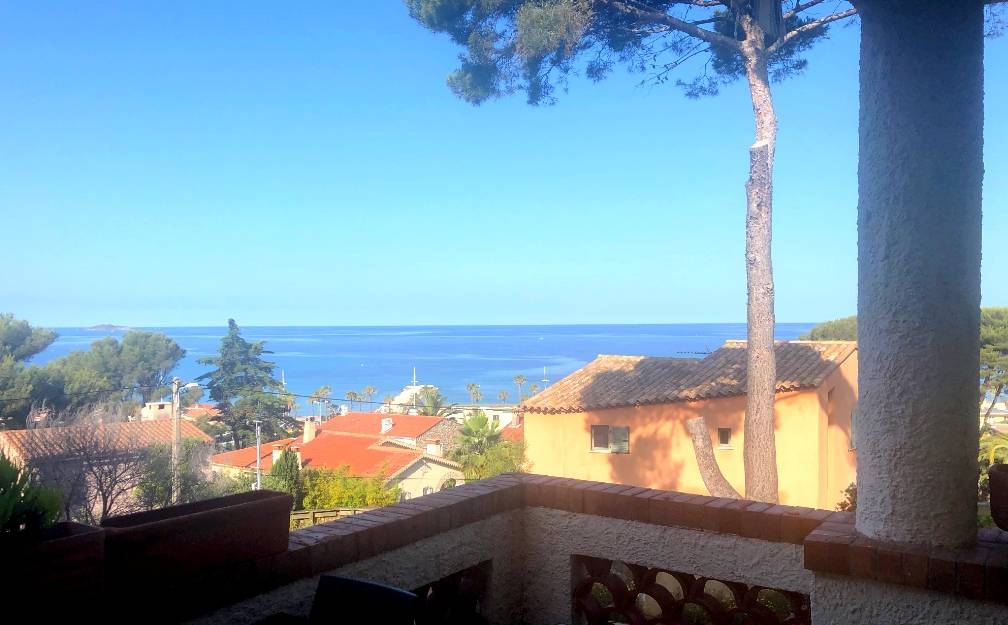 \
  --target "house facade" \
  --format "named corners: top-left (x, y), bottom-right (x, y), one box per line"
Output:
top-left (522, 340), bottom-right (857, 509)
